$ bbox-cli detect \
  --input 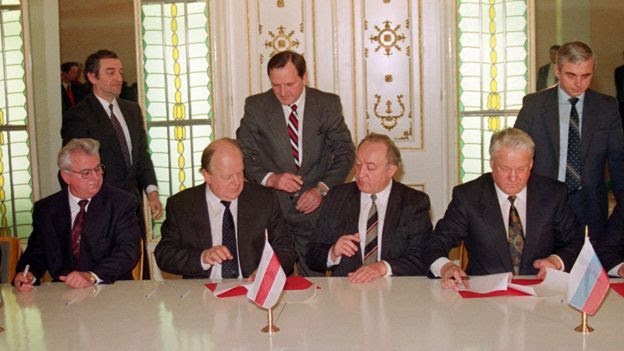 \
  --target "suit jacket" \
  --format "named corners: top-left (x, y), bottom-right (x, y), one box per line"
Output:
top-left (536, 63), bottom-right (553, 91)
top-left (598, 202), bottom-right (624, 272)
top-left (306, 181), bottom-right (432, 276)
top-left (236, 87), bottom-right (355, 227)
top-left (16, 184), bottom-right (141, 283)
top-left (424, 173), bottom-right (582, 276)
top-left (61, 93), bottom-right (157, 198)
top-left (515, 87), bottom-right (624, 242)
top-left (154, 182), bottom-right (296, 278)
top-left (61, 83), bottom-right (87, 112)
top-left (614, 65), bottom-right (624, 118)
